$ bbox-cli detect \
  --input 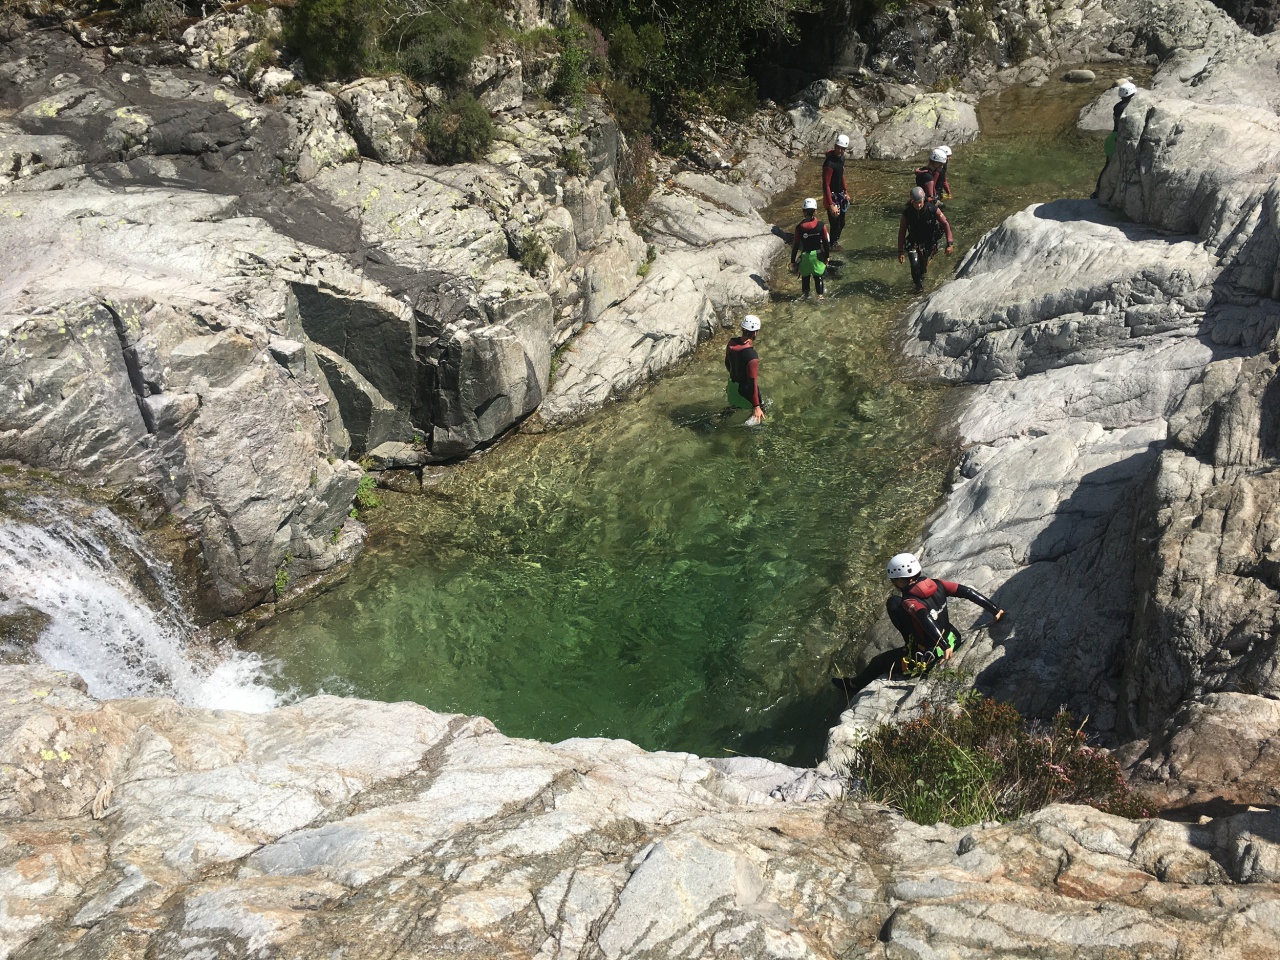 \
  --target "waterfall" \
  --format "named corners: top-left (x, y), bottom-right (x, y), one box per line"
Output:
top-left (0, 499), bottom-right (279, 712)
